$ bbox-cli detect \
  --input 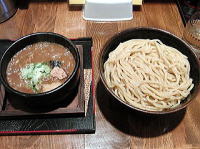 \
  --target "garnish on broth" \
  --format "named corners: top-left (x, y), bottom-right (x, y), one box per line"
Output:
top-left (20, 62), bottom-right (51, 92)
top-left (20, 61), bottom-right (68, 93)
top-left (50, 67), bottom-right (67, 80)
